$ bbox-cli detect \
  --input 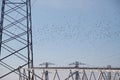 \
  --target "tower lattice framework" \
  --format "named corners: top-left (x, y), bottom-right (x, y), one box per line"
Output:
top-left (0, 0), bottom-right (34, 80)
